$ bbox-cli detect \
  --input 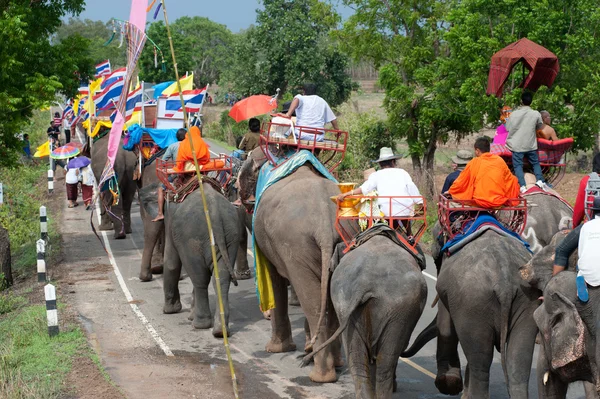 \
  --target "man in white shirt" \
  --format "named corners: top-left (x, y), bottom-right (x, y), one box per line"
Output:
top-left (338, 147), bottom-right (422, 217)
top-left (62, 115), bottom-right (71, 144)
top-left (284, 83), bottom-right (339, 142)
